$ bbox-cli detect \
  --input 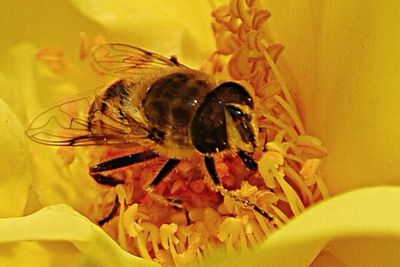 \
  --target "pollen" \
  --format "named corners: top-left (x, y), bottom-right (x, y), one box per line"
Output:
top-left (84, 0), bottom-right (328, 266)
